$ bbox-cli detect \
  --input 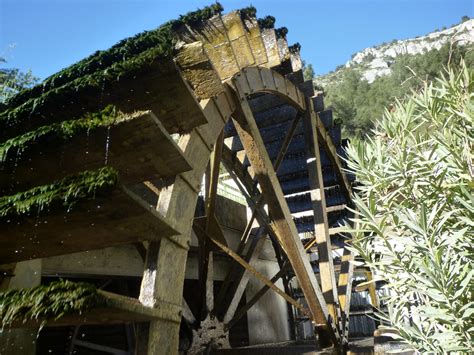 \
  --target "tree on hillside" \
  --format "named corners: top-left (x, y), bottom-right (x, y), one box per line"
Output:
top-left (0, 58), bottom-right (38, 104)
top-left (346, 62), bottom-right (474, 352)
top-left (323, 42), bottom-right (474, 138)
top-left (303, 62), bottom-right (315, 81)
